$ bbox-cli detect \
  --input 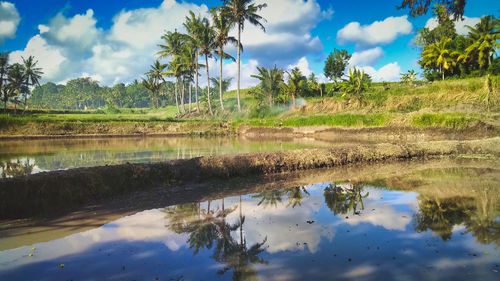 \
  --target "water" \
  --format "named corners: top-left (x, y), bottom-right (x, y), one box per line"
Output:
top-left (0, 136), bottom-right (332, 177)
top-left (0, 160), bottom-right (498, 280)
